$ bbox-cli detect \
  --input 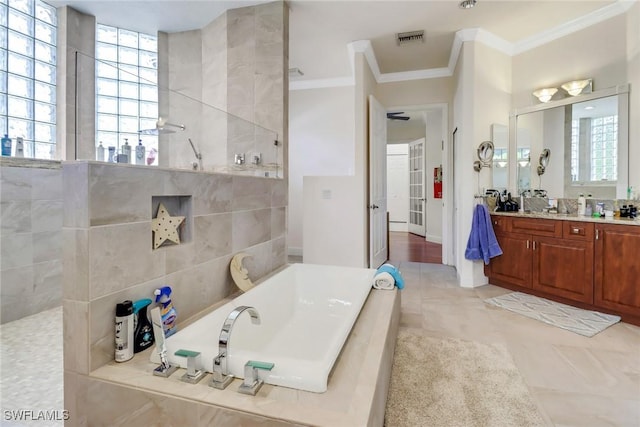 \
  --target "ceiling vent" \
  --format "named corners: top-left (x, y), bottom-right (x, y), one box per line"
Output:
top-left (396, 30), bottom-right (424, 46)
